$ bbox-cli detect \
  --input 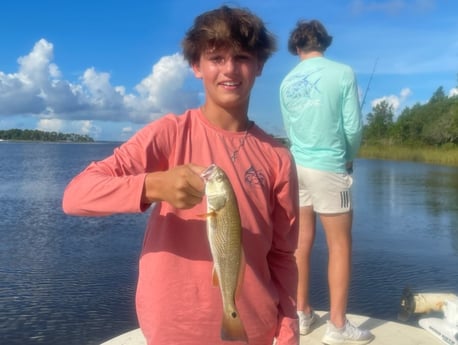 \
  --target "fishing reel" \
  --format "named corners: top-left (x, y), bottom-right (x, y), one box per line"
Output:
top-left (398, 286), bottom-right (457, 322)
